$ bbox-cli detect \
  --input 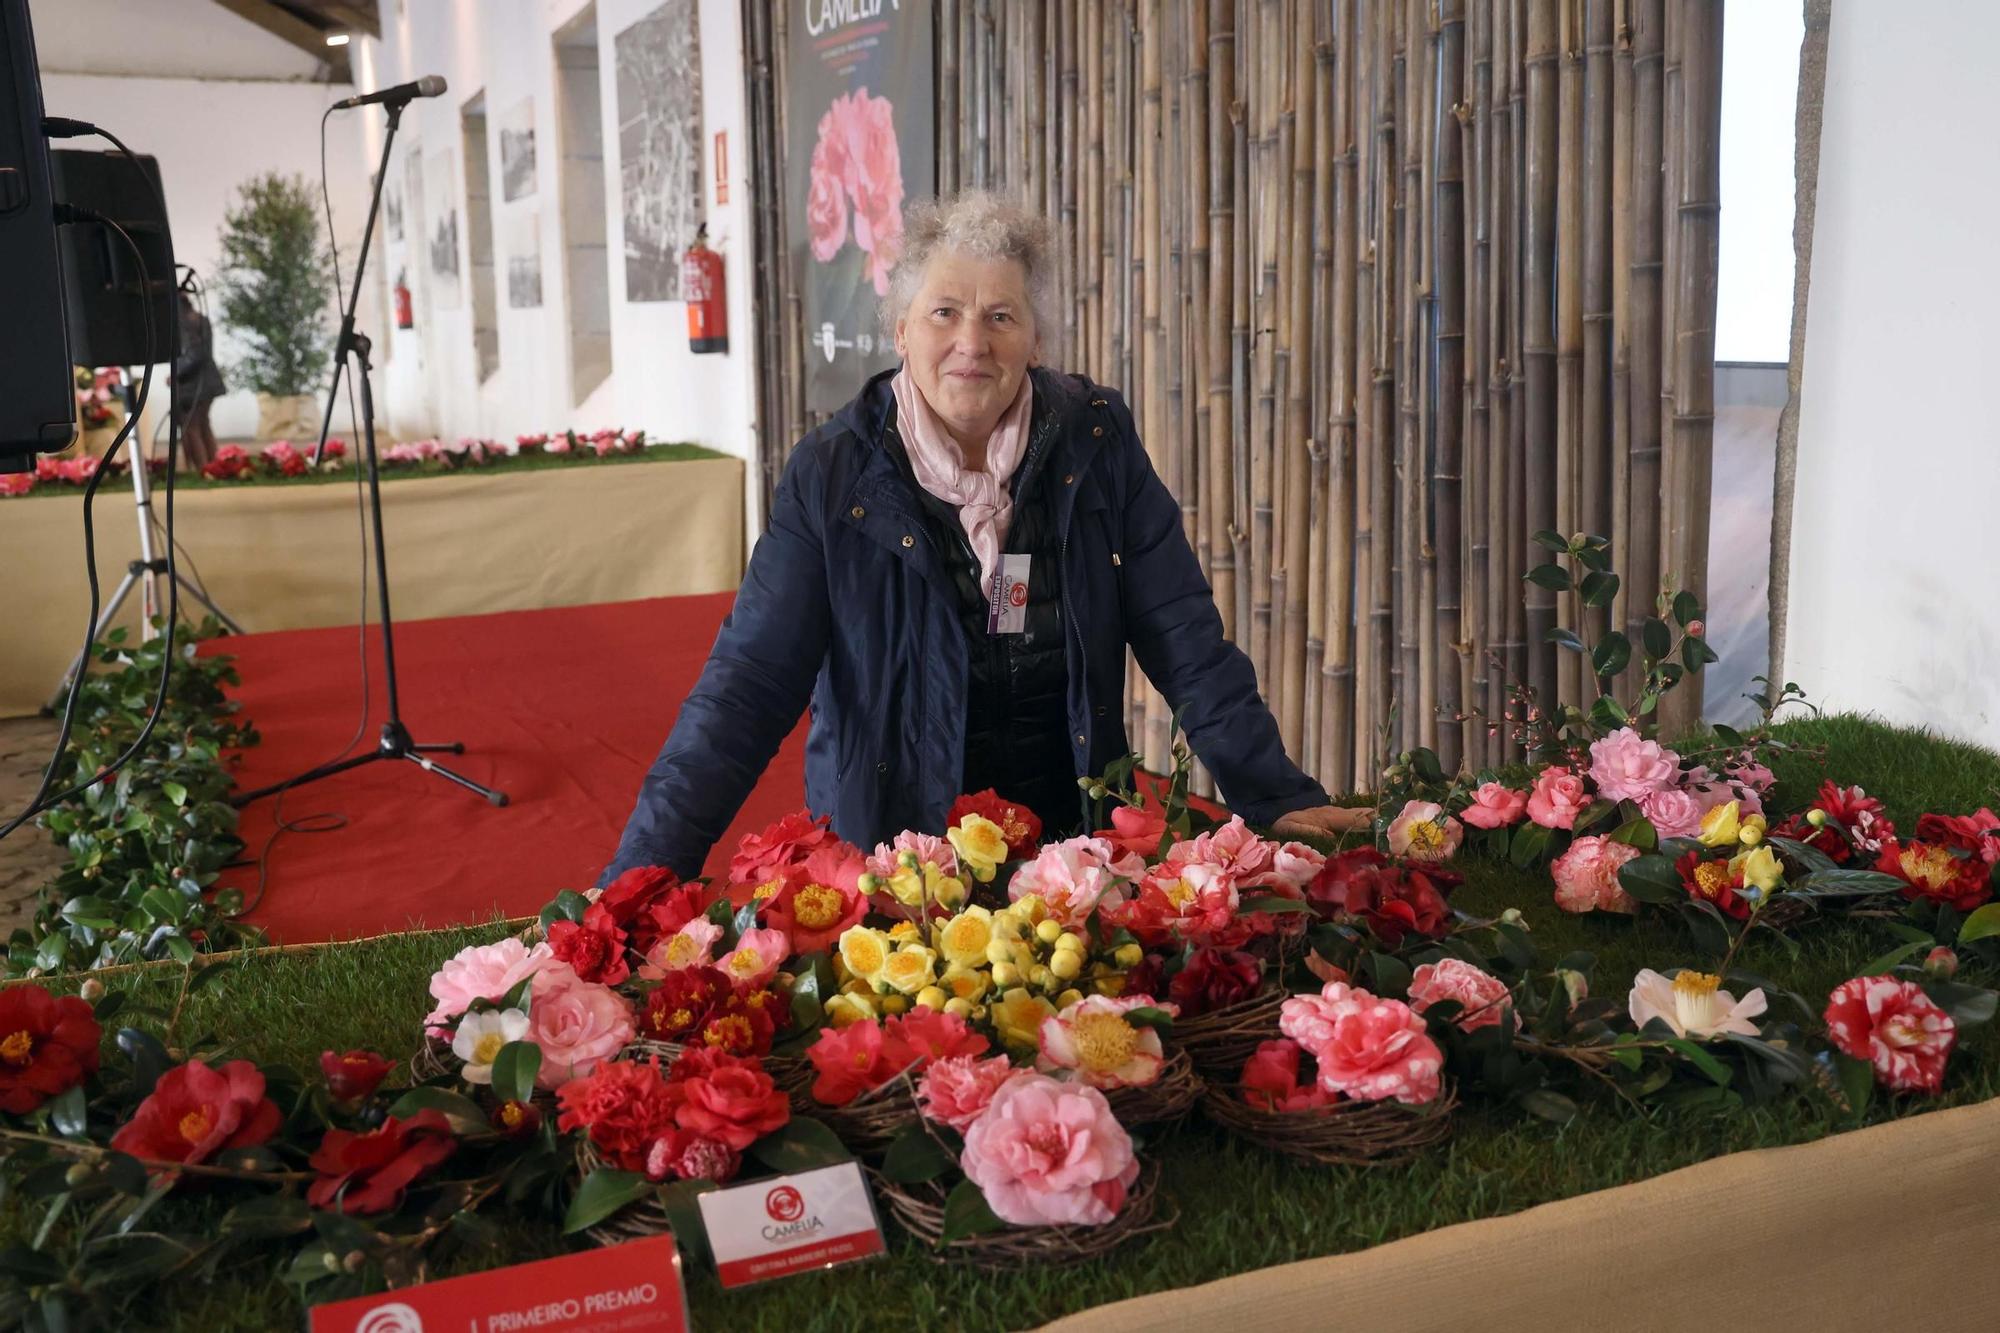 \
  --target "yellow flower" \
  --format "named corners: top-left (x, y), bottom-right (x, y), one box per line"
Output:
top-left (825, 993), bottom-right (876, 1027)
top-left (880, 944), bottom-right (939, 996)
top-left (887, 920), bottom-right (923, 945)
top-left (1738, 814), bottom-right (1768, 847)
top-left (948, 814), bottom-right (1010, 882)
top-left (932, 872), bottom-right (969, 911)
top-left (939, 907), bottom-right (995, 968)
top-left (1112, 942), bottom-right (1145, 968)
top-left (941, 964), bottom-right (991, 1004)
top-left (1049, 949), bottom-right (1083, 981)
top-left (886, 868), bottom-right (927, 908)
top-left (1006, 895), bottom-right (1050, 928)
top-left (1698, 801), bottom-right (1742, 848)
top-left (915, 985), bottom-right (948, 1010)
top-left (1729, 845), bottom-right (1784, 896)
top-left (838, 926), bottom-right (891, 982)
top-left (991, 987), bottom-right (1058, 1052)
